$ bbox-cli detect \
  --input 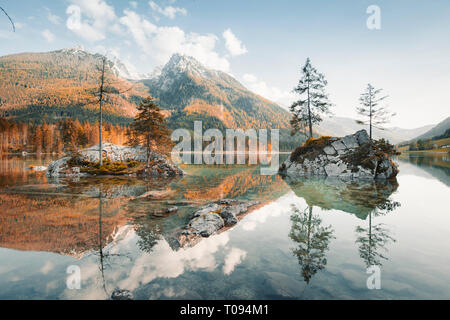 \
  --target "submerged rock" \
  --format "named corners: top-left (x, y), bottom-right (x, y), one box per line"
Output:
top-left (137, 189), bottom-right (175, 200)
top-left (111, 288), bottom-right (134, 300)
top-left (46, 143), bottom-right (184, 178)
top-left (189, 210), bottom-right (225, 237)
top-left (279, 130), bottom-right (399, 180)
top-left (152, 206), bottom-right (179, 217)
top-left (29, 166), bottom-right (48, 172)
top-left (172, 200), bottom-right (260, 243)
